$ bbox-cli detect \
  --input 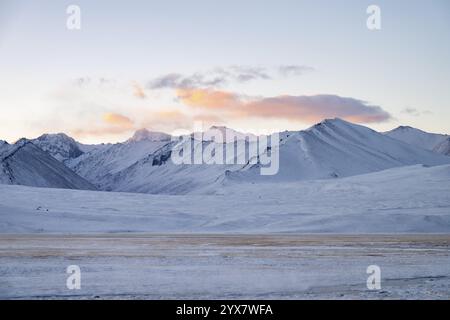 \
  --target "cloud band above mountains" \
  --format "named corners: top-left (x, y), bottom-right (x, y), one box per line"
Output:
top-left (177, 88), bottom-right (391, 124)
top-left (146, 65), bottom-right (389, 124)
top-left (50, 66), bottom-right (390, 142)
